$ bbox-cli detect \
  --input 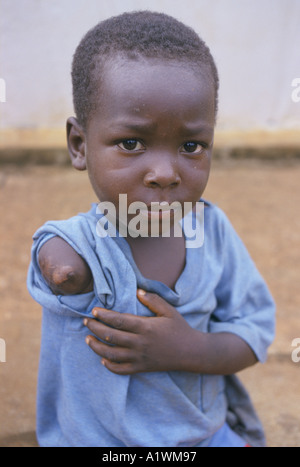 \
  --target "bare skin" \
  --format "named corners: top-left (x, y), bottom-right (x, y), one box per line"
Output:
top-left (38, 236), bottom-right (93, 295)
top-left (39, 57), bottom-right (258, 376)
top-left (84, 290), bottom-right (257, 375)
